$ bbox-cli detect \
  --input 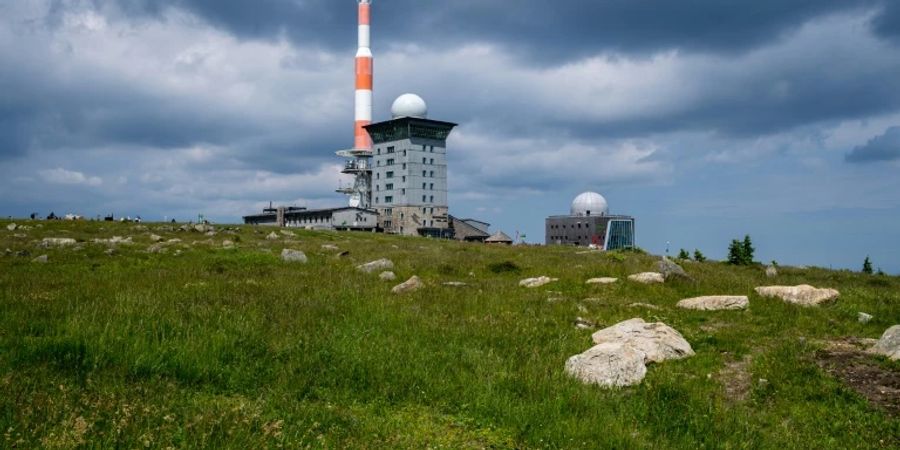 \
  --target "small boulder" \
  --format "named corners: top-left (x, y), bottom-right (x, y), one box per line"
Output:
top-left (627, 272), bottom-right (665, 284)
top-left (392, 275), bottom-right (424, 294)
top-left (574, 317), bottom-right (596, 330)
top-left (32, 254), bottom-right (48, 263)
top-left (357, 258), bottom-right (394, 273)
top-left (858, 312), bottom-right (873, 324)
top-left (379, 271), bottom-right (397, 281)
top-left (193, 224), bottom-right (213, 233)
top-left (872, 325), bottom-right (900, 360)
top-left (519, 276), bottom-right (558, 288)
top-left (628, 303), bottom-right (662, 310)
top-left (443, 281), bottom-right (467, 287)
top-left (591, 318), bottom-right (694, 363)
top-left (6, 223), bottom-right (17, 231)
top-left (586, 277), bottom-right (618, 285)
top-left (149, 234), bottom-right (162, 242)
top-left (657, 258), bottom-right (689, 280)
top-left (281, 249), bottom-right (308, 263)
top-left (765, 266), bottom-right (778, 278)
top-left (280, 230), bottom-right (295, 237)
top-left (41, 237), bottom-right (77, 247)
top-left (754, 285), bottom-right (839, 307)
top-left (147, 243), bottom-right (167, 254)
top-left (321, 244), bottom-right (340, 251)
top-left (166, 239), bottom-right (182, 244)
top-left (677, 296), bottom-right (749, 311)
top-left (222, 240), bottom-right (235, 249)
top-left (564, 342), bottom-right (648, 388)
top-left (266, 232), bottom-right (279, 240)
